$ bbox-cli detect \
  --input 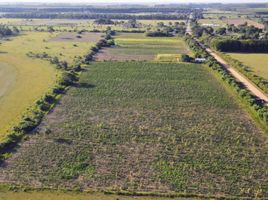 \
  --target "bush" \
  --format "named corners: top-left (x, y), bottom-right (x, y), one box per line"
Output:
top-left (180, 54), bottom-right (192, 62)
